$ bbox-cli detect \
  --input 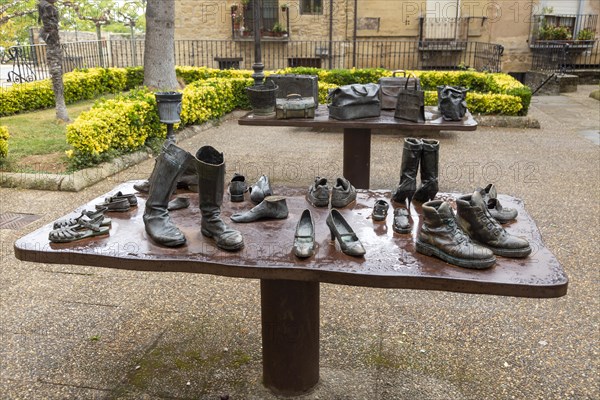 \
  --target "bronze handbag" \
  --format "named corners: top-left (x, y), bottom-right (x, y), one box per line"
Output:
top-left (394, 73), bottom-right (425, 123)
top-left (378, 70), bottom-right (422, 110)
top-left (327, 83), bottom-right (381, 120)
top-left (437, 85), bottom-right (469, 121)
